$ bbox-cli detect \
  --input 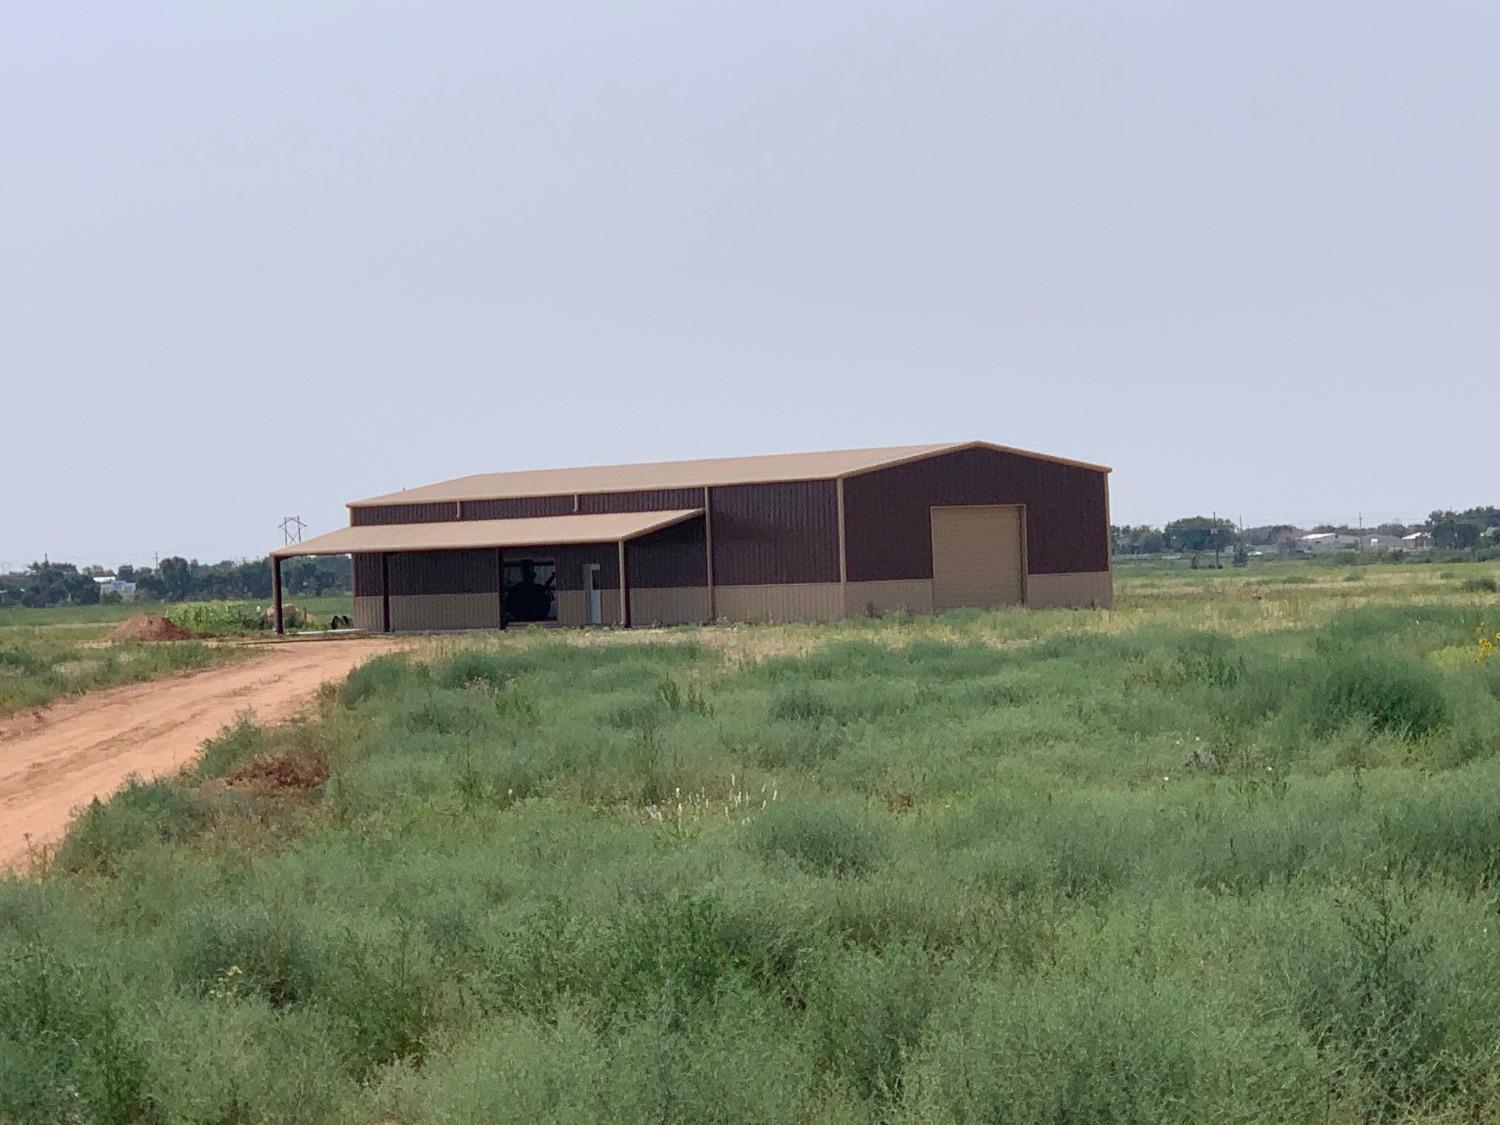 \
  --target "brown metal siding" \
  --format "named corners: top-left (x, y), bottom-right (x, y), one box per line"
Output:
top-left (628, 516), bottom-right (707, 589)
top-left (710, 481), bottom-right (839, 586)
top-left (351, 502), bottom-right (460, 527)
top-left (463, 495), bottom-right (575, 521)
top-left (553, 543), bottom-right (619, 591)
top-left (387, 549), bottom-right (499, 596)
top-left (353, 553), bottom-right (384, 597)
top-left (843, 447), bottom-right (1109, 579)
top-left (580, 488), bottom-right (704, 514)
